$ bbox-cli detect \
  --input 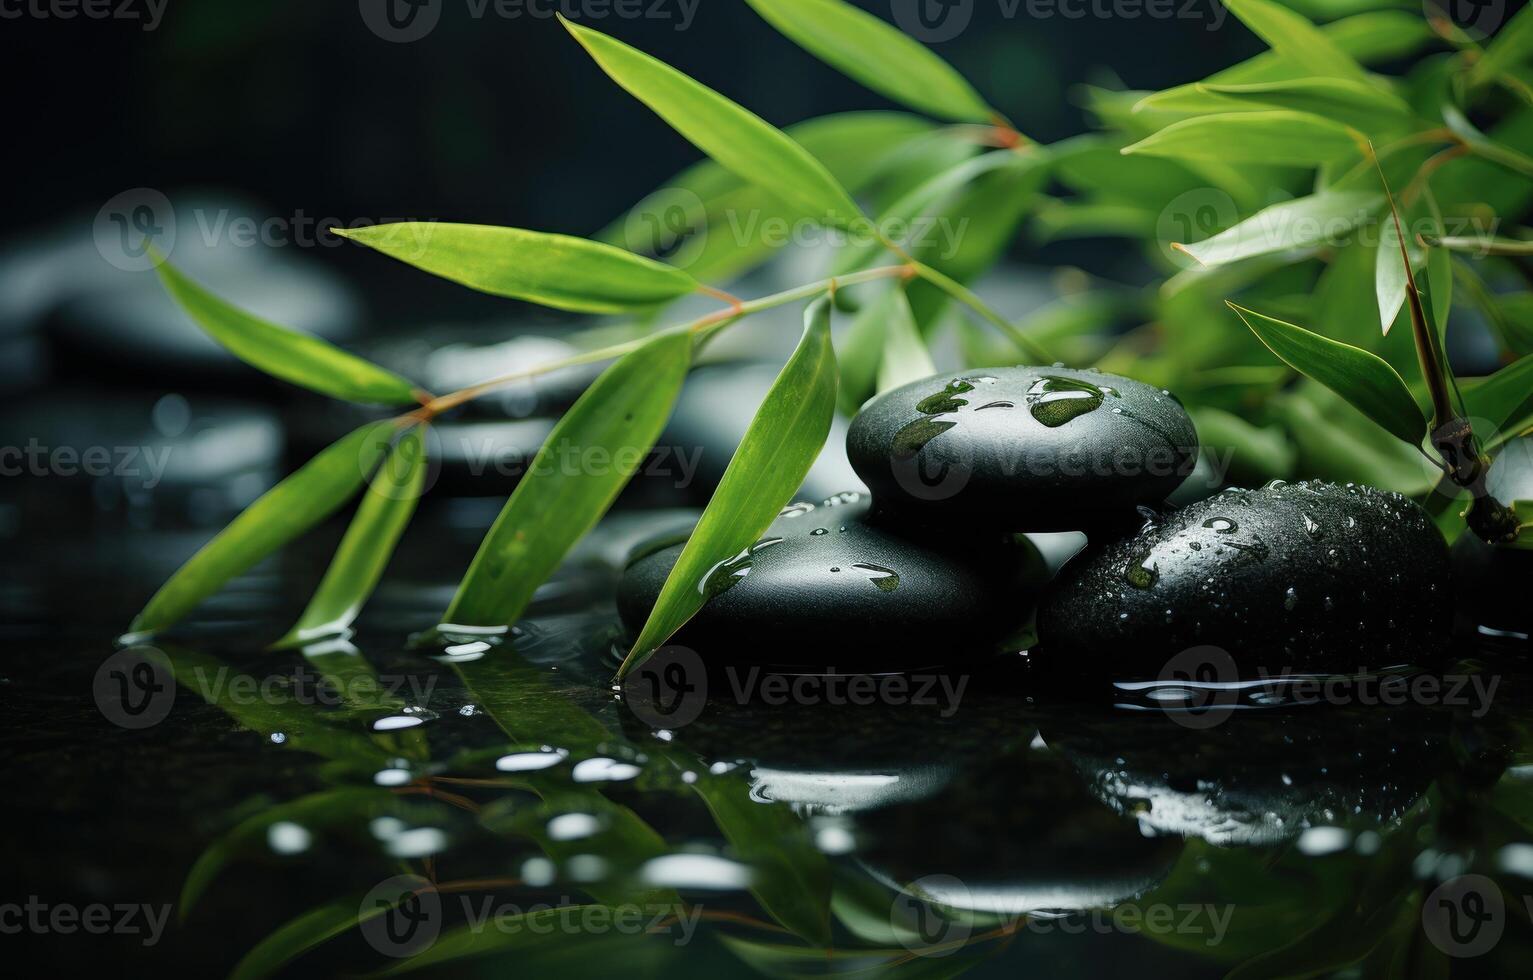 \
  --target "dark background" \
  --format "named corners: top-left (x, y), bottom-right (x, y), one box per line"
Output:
top-left (6, 0), bottom-right (1262, 320)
